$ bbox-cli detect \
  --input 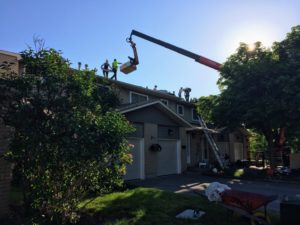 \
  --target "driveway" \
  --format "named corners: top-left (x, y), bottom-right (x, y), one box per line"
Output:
top-left (129, 171), bottom-right (300, 213)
